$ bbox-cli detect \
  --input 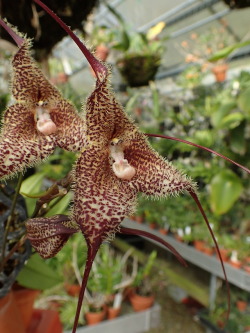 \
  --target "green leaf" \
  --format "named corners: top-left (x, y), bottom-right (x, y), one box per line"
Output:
top-left (45, 191), bottom-right (73, 217)
top-left (238, 86), bottom-right (250, 115)
top-left (210, 170), bottom-right (243, 215)
top-left (220, 112), bottom-right (244, 129)
top-left (230, 123), bottom-right (246, 155)
top-left (16, 253), bottom-right (62, 290)
top-left (208, 40), bottom-right (250, 62)
top-left (20, 173), bottom-right (44, 216)
top-left (211, 101), bottom-right (237, 128)
top-left (193, 129), bottom-right (215, 147)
